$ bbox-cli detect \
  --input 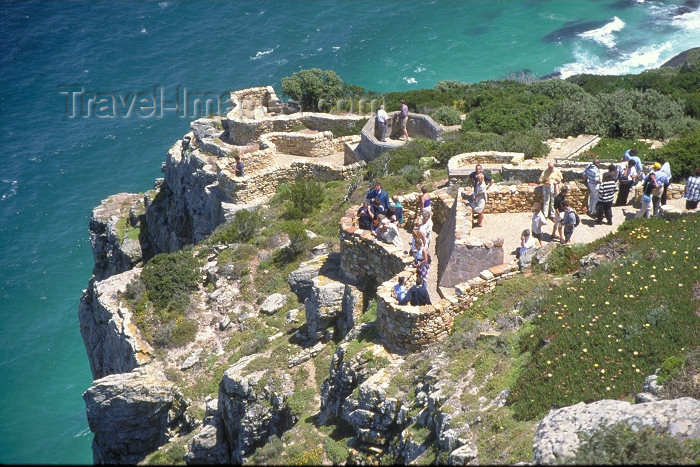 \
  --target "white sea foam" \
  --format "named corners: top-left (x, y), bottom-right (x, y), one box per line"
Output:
top-left (250, 48), bottom-right (274, 60)
top-left (158, 2), bottom-right (170, 8)
top-left (1, 179), bottom-right (18, 201)
top-left (578, 16), bottom-right (625, 48)
top-left (557, 41), bottom-right (673, 79)
top-left (415, 66), bottom-right (426, 73)
top-left (404, 77), bottom-right (417, 84)
top-left (671, 7), bottom-right (700, 31)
